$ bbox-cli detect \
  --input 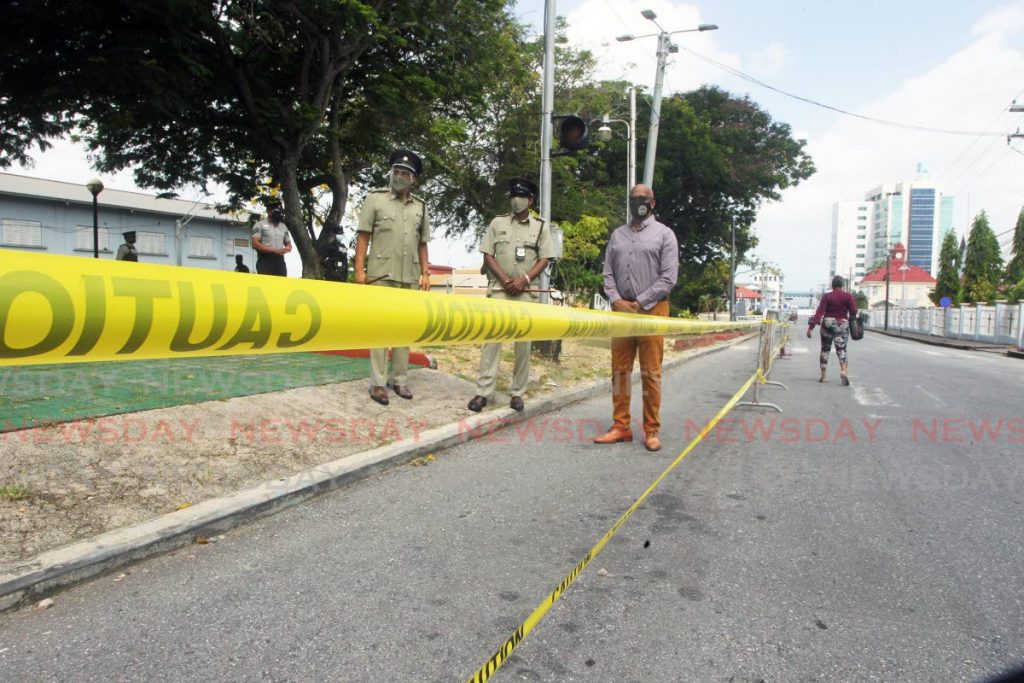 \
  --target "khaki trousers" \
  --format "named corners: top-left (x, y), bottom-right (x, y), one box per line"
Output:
top-left (369, 280), bottom-right (415, 387)
top-left (476, 340), bottom-right (532, 399)
top-left (475, 290), bottom-right (532, 398)
top-left (610, 299), bottom-right (668, 435)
